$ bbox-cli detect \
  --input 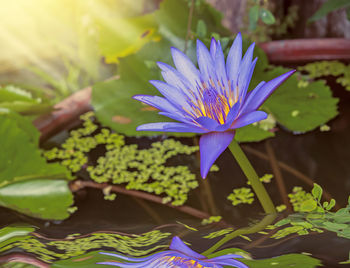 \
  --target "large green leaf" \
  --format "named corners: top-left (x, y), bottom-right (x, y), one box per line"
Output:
top-left (0, 114), bottom-right (74, 220)
top-left (0, 85), bottom-right (52, 115)
top-left (0, 109), bottom-right (39, 144)
top-left (260, 67), bottom-right (338, 133)
top-left (0, 116), bottom-right (71, 186)
top-left (98, 13), bottom-right (160, 63)
top-left (0, 179), bottom-right (73, 220)
top-left (235, 124), bottom-right (274, 143)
